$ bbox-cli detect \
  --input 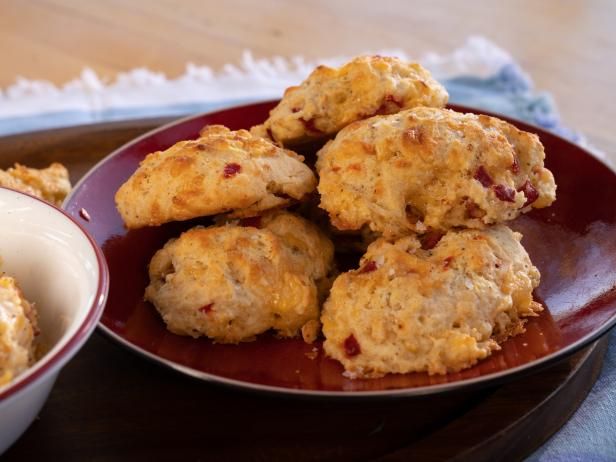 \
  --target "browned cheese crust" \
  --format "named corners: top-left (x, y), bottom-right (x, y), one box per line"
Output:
top-left (0, 275), bottom-right (39, 386)
top-left (251, 55), bottom-right (448, 146)
top-left (145, 210), bottom-right (335, 344)
top-left (317, 107), bottom-right (556, 239)
top-left (115, 125), bottom-right (317, 229)
top-left (321, 225), bottom-right (542, 378)
top-left (0, 163), bottom-right (71, 207)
